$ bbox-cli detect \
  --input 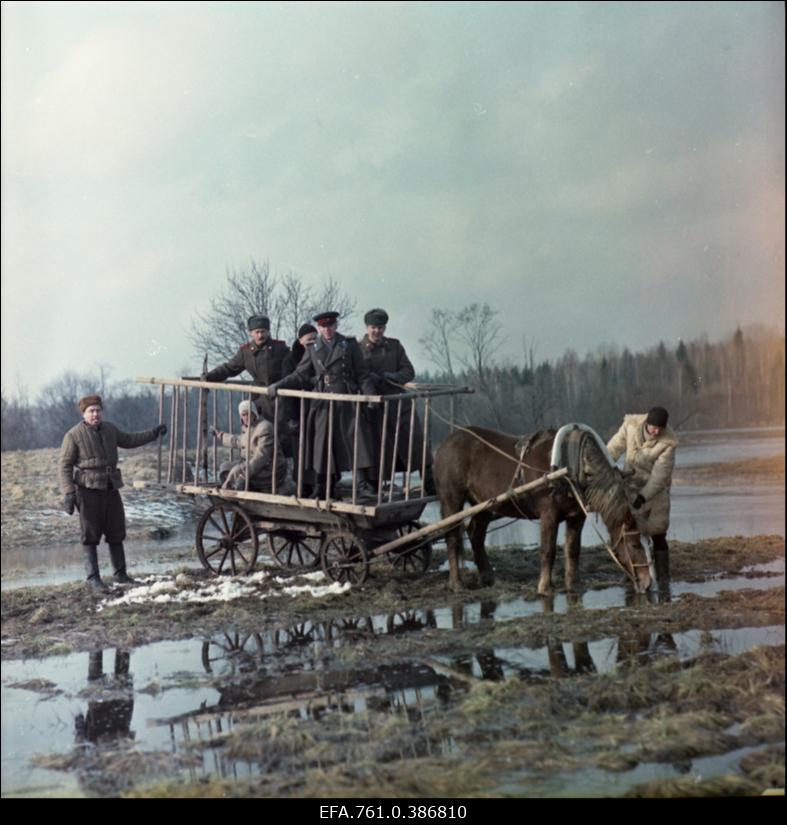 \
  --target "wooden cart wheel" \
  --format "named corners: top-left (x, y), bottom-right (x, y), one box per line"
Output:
top-left (388, 522), bottom-right (433, 574)
top-left (196, 503), bottom-right (259, 576)
top-left (386, 609), bottom-right (437, 634)
top-left (320, 531), bottom-right (370, 585)
top-left (200, 632), bottom-right (263, 673)
top-left (267, 531), bottom-right (321, 569)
